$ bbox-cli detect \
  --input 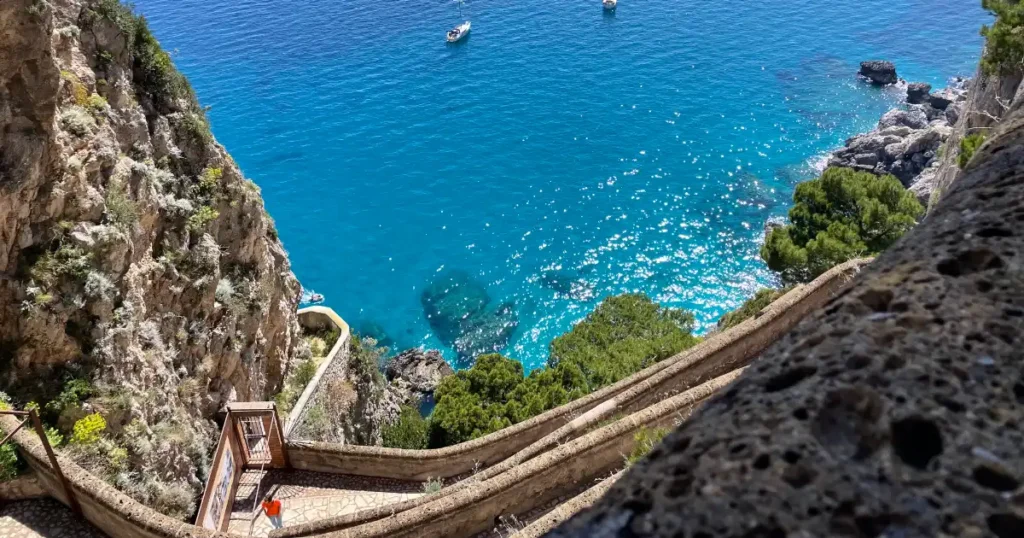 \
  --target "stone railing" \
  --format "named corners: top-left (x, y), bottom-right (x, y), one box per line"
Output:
top-left (273, 370), bottom-right (745, 538)
top-left (285, 258), bottom-right (870, 482)
top-left (285, 306), bottom-right (352, 438)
